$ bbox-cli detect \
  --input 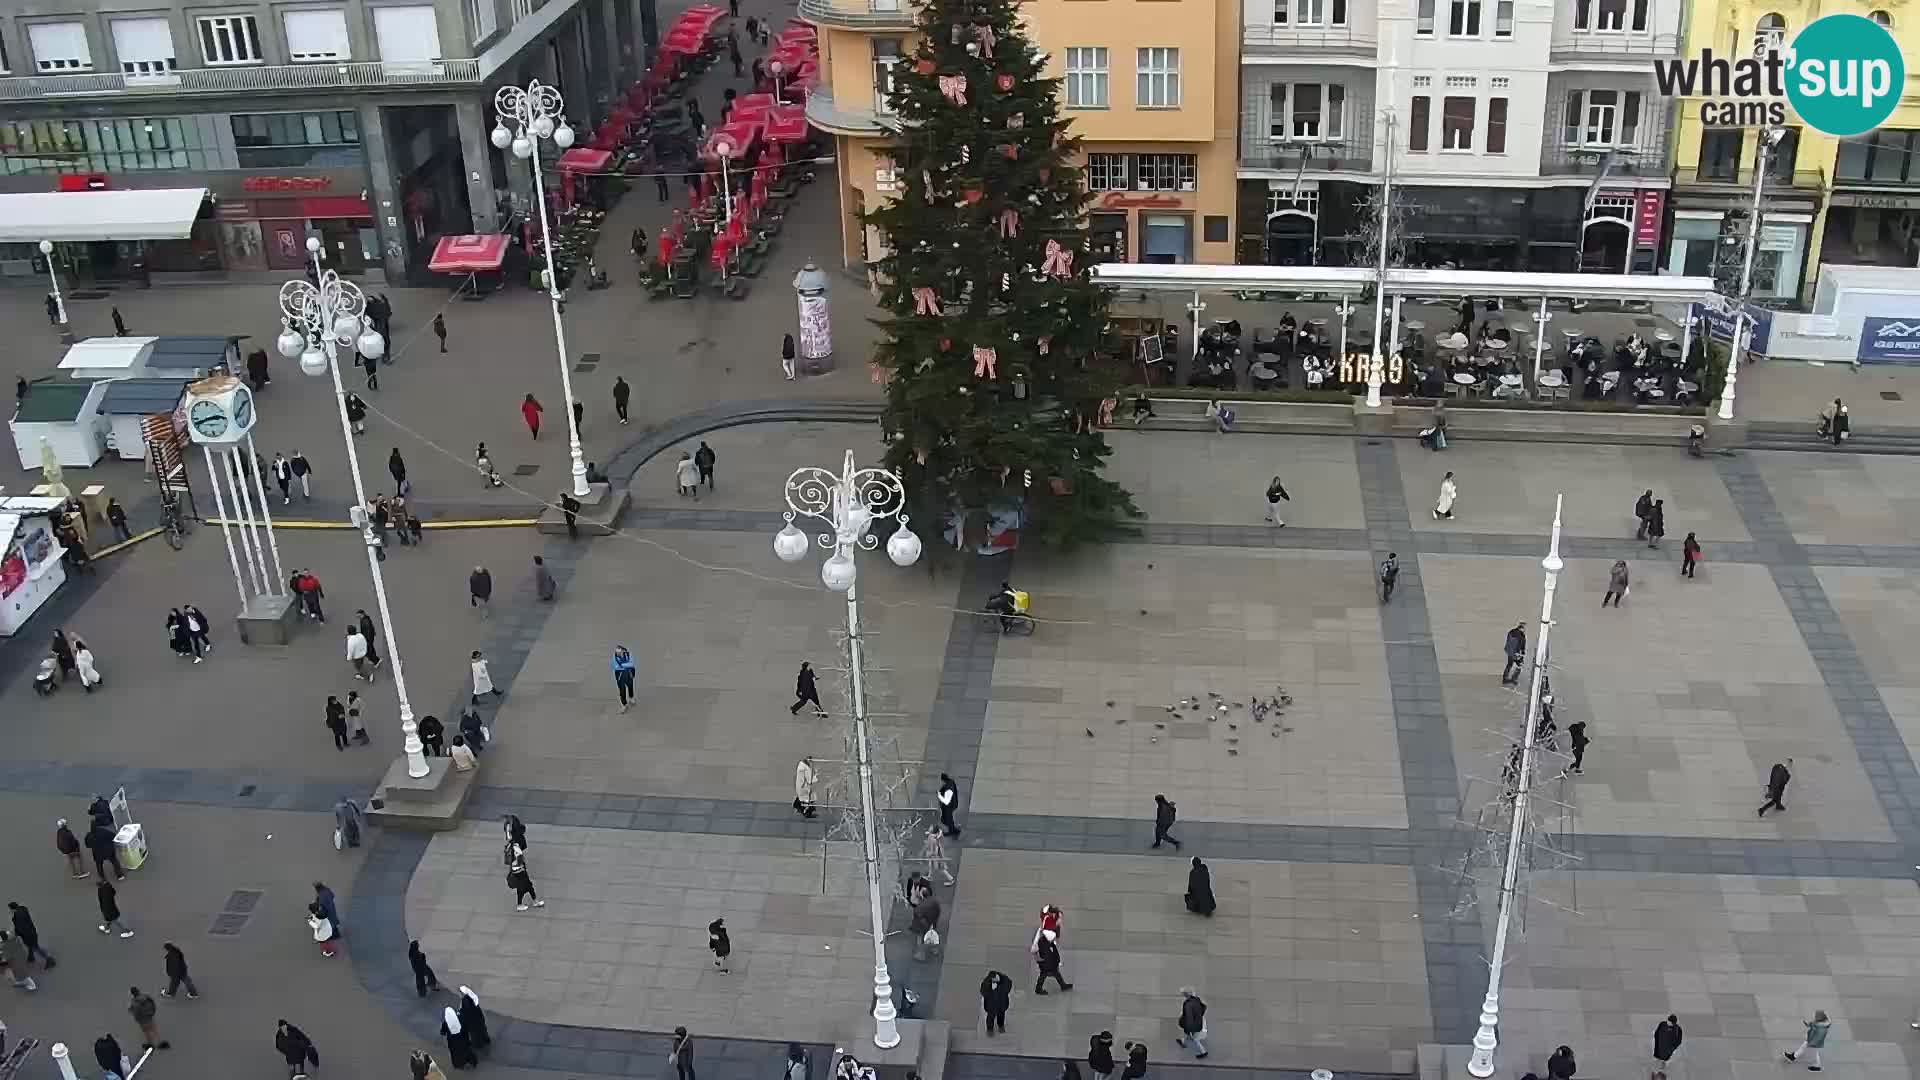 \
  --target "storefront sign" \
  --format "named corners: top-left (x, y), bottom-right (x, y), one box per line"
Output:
top-left (1099, 192), bottom-right (1185, 209)
top-left (1691, 301), bottom-right (1774, 354)
top-left (243, 176), bottom-right (333, 192)
top-left (1829, 192), bottom-right (1920, 210)
top-left (1633, 190), bottom-right (1666, 249)
top-left (1857, 316), bottom-right (1920, 363)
